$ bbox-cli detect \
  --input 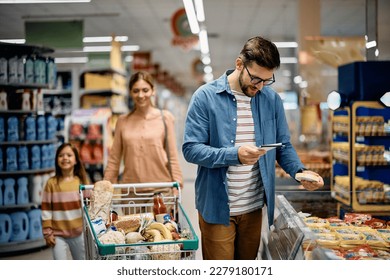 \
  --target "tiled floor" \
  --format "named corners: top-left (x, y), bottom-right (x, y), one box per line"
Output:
top-left (0, 153), bottom-right (202, 260)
